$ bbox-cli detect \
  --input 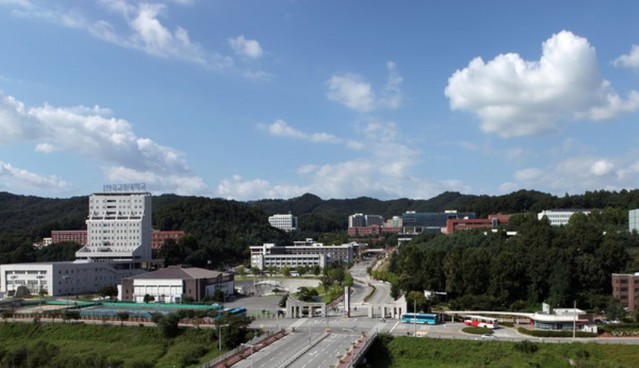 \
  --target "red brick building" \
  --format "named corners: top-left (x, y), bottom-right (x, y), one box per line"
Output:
top-left (51, 230), bottom-right (88, 245)
top-left (51, 229), bottom-right (185, 250)
top-left (444, 214), bottom-right (510, 234)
